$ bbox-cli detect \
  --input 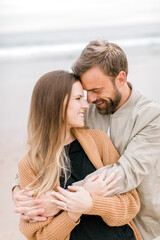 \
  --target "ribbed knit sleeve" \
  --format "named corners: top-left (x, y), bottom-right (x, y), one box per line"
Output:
top-left (19, 211), bottom-right (79, 240)
top-left (18, 157), bottom-right (79, 240)
top-left (86, 189), bottom-right (140, 226)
